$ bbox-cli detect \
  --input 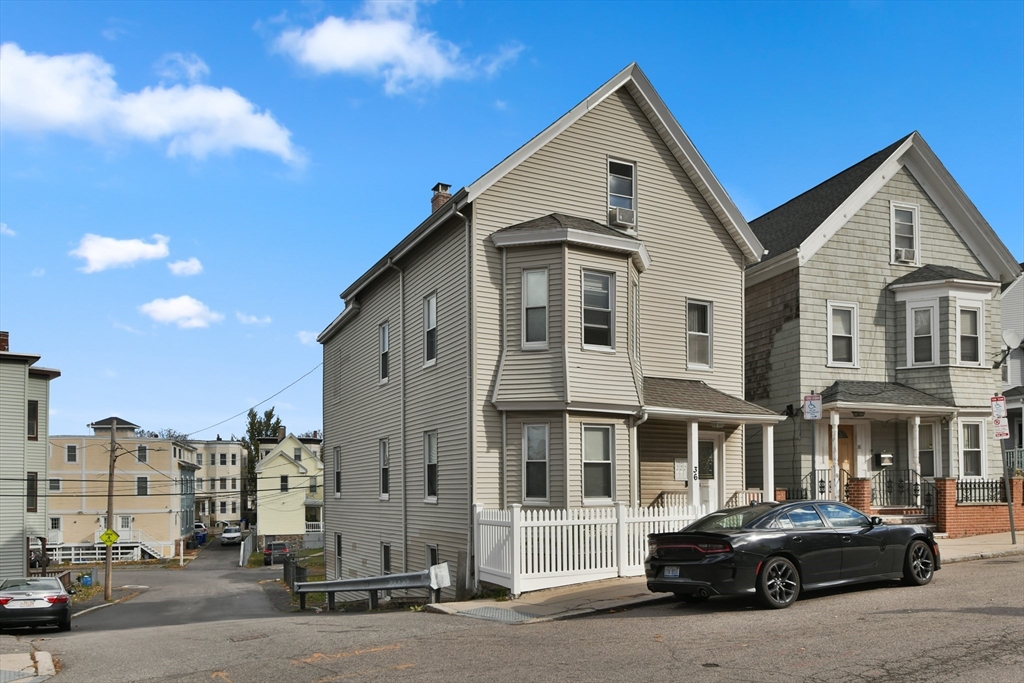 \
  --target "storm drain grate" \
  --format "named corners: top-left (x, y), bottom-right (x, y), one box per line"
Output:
top-left (459, 607), bottom-right (542, 623)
